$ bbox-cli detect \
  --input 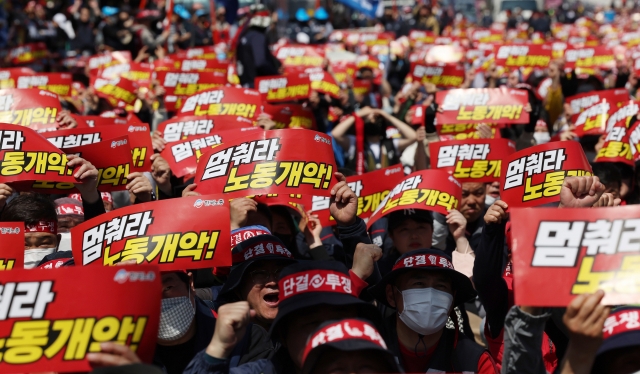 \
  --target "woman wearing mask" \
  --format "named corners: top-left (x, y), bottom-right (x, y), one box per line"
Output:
top-left (370, 249), bottom-right (498, 373)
